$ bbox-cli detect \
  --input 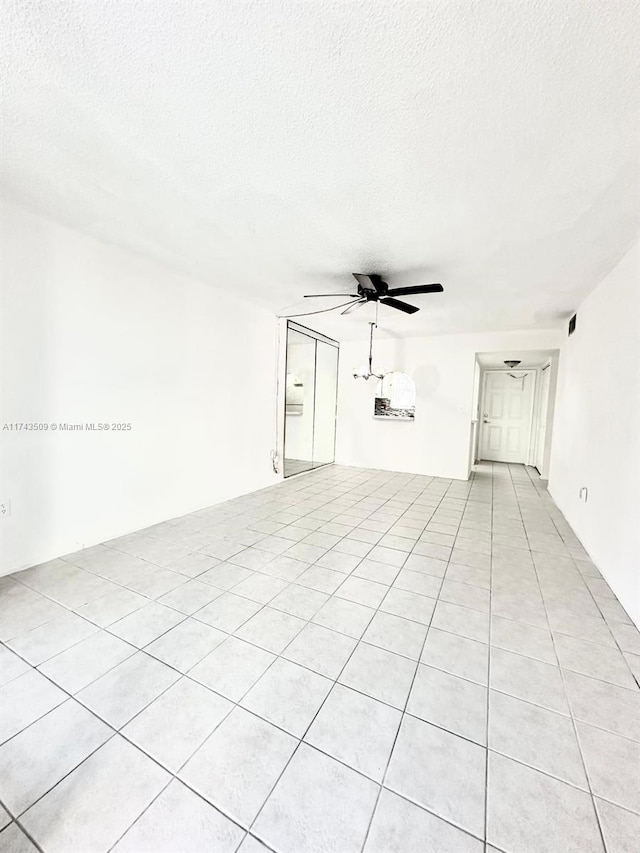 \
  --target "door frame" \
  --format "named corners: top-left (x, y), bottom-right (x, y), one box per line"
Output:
top-left (533, 361), bottom-right (552, 474)
top-left (478, 368), bottom-right (538, 465)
